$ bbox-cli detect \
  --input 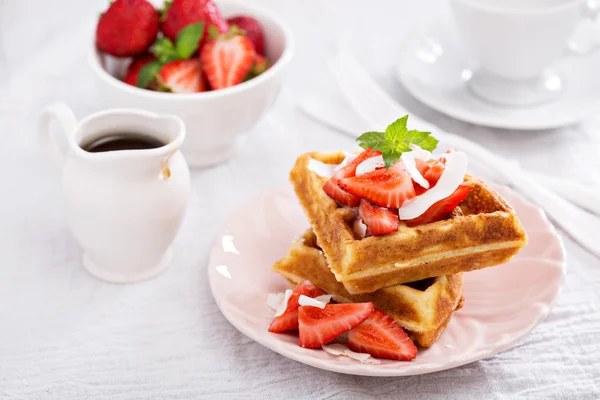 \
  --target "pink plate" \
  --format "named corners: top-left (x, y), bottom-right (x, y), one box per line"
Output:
top-left (208, 186), bottom-right (565, 376)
